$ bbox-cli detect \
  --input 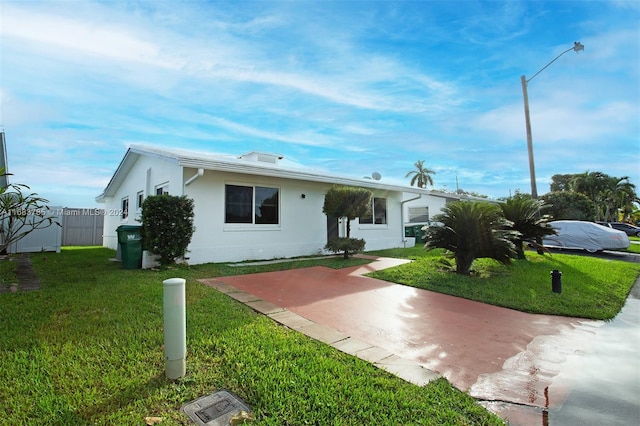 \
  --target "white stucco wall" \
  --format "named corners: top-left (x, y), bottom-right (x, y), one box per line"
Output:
top-left (185, 169), bottom-right (394, 264)
top-left (402, 194), bottom-right (449, 224)
top-left (100, 155), bottom-right (425, 264)
top-left (101, 155), bottom-right (182, 250)
top-left (183, 169), bottom-right (410, 264)
top-left (352, 189), bottom-right (405, 251)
